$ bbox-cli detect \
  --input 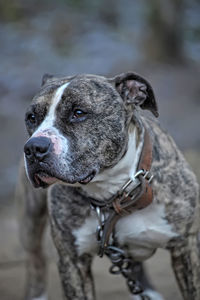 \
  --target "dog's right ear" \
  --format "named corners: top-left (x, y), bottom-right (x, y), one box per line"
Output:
top-left (41, 73), bottom-right (56, 86)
